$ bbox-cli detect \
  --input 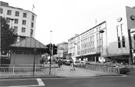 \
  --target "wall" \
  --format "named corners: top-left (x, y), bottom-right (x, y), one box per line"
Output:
top-left (10, 50), bottom-right (41, 65)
